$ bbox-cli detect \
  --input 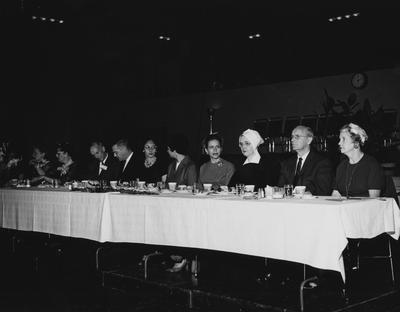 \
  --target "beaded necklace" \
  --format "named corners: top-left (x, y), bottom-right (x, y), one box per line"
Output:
top-left (345, 154), bottom-right (363, 198)
top-left (144, 157), bottom-right (157, 168)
